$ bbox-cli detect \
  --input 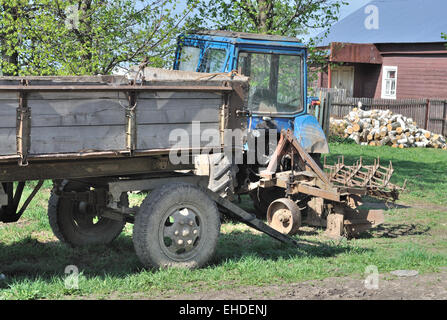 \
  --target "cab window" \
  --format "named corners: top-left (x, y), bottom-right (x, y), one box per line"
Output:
top-left (178, 46), bottom-right (201, 71)
top-left (199, 48), bottom-right (227, 73)
top-left (238, 52), bottom-right (303, 114)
